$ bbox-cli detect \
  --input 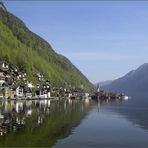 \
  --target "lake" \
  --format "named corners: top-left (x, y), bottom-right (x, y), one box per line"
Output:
top-left (0, 97), bottom-right (148, 147)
